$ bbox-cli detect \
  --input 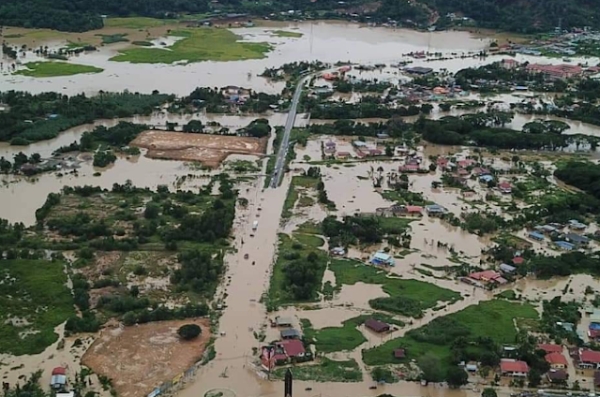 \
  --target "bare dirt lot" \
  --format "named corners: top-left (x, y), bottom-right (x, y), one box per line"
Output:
top-left (131, 130), bottom-right (267, 167)
top-left (82, 318), bottom-right (210, 397)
